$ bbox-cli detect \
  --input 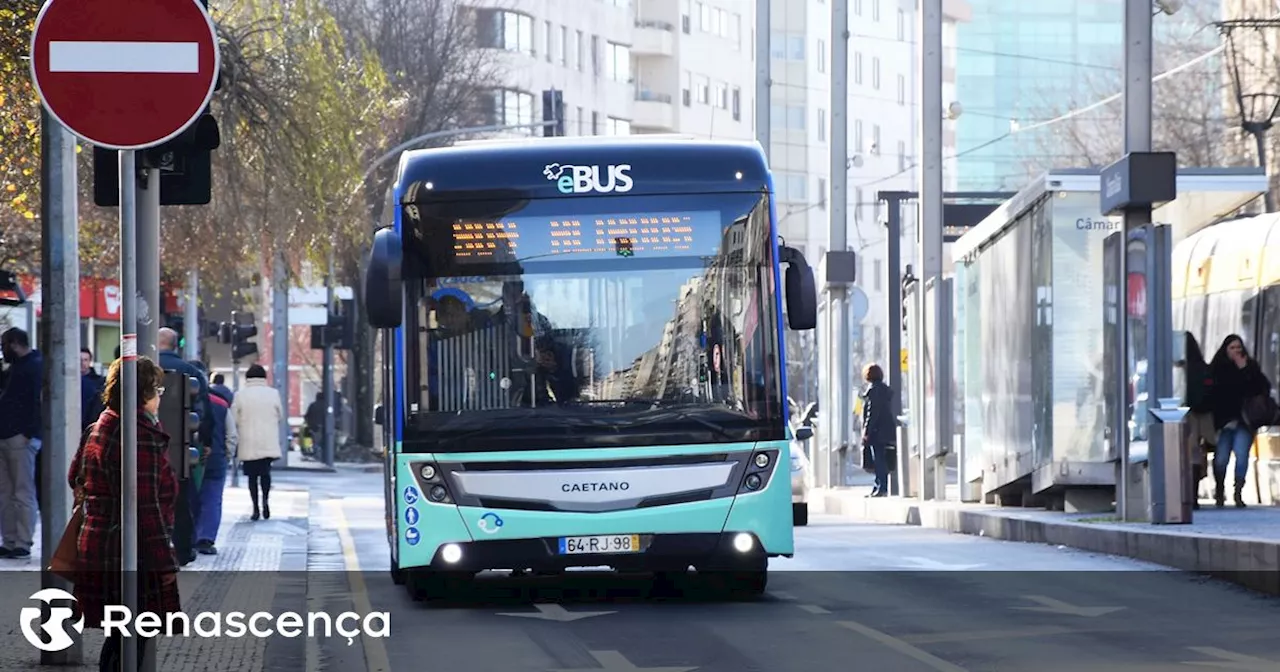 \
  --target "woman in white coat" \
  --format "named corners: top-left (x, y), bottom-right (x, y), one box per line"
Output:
top-left (230, 364), bottom-right (283, 520)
